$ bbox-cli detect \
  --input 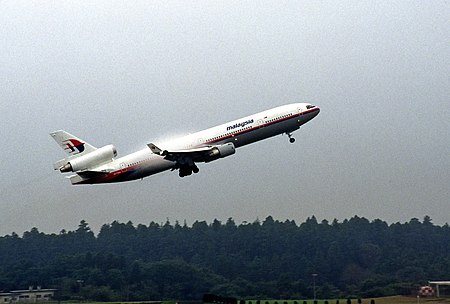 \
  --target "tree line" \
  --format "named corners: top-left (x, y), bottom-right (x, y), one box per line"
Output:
top-left (0, 215), bottom-right (449, 301)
